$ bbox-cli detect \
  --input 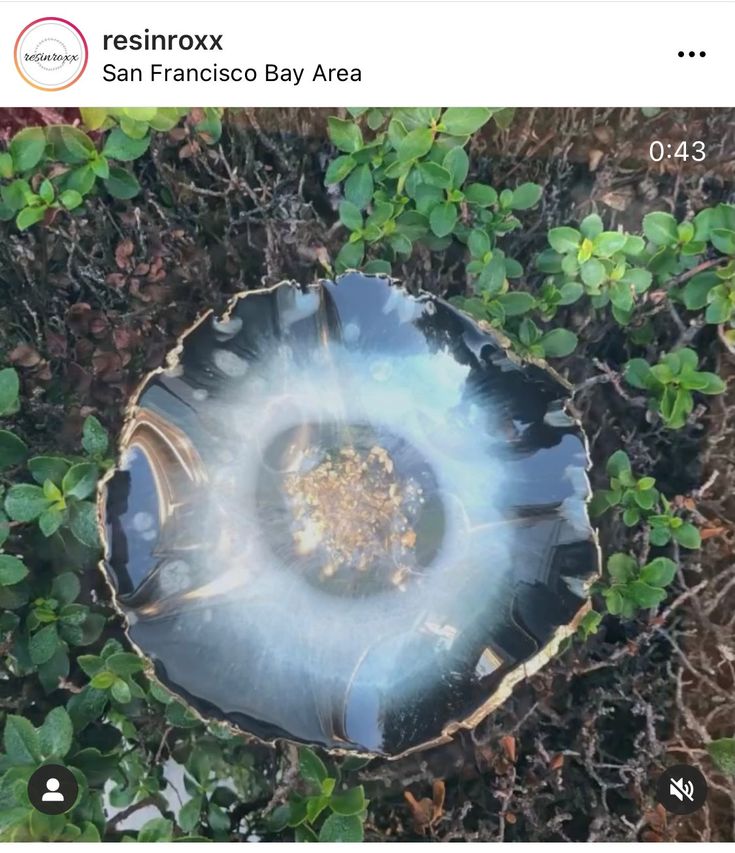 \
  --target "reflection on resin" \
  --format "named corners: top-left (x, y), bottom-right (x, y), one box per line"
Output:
top-left (100, 273), bottom-right (599, 757)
